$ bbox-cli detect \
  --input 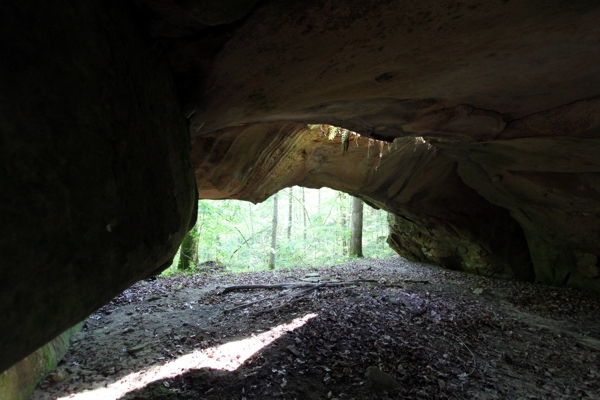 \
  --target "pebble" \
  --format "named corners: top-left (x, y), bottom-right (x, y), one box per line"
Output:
top-left (287, 345), bottom-right (301, 356)
top-left (128, 342), bottom-right (149, 354)
top-left (51, 369), bottom-right (69, 382)
top-left (366, 366), bottom-right (401, 392)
